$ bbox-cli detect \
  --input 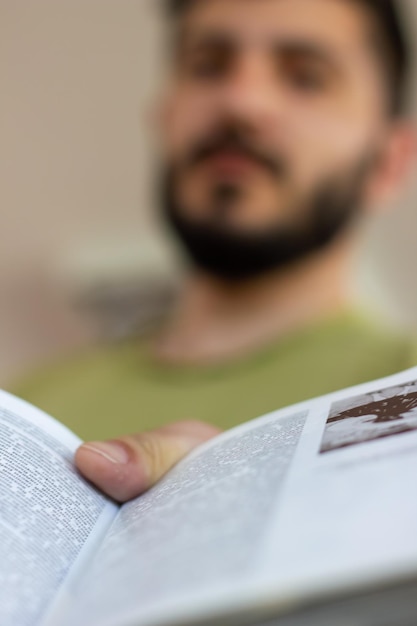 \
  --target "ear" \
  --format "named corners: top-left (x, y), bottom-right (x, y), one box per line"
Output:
top-left (364, 121), bottom-right (417, 213)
